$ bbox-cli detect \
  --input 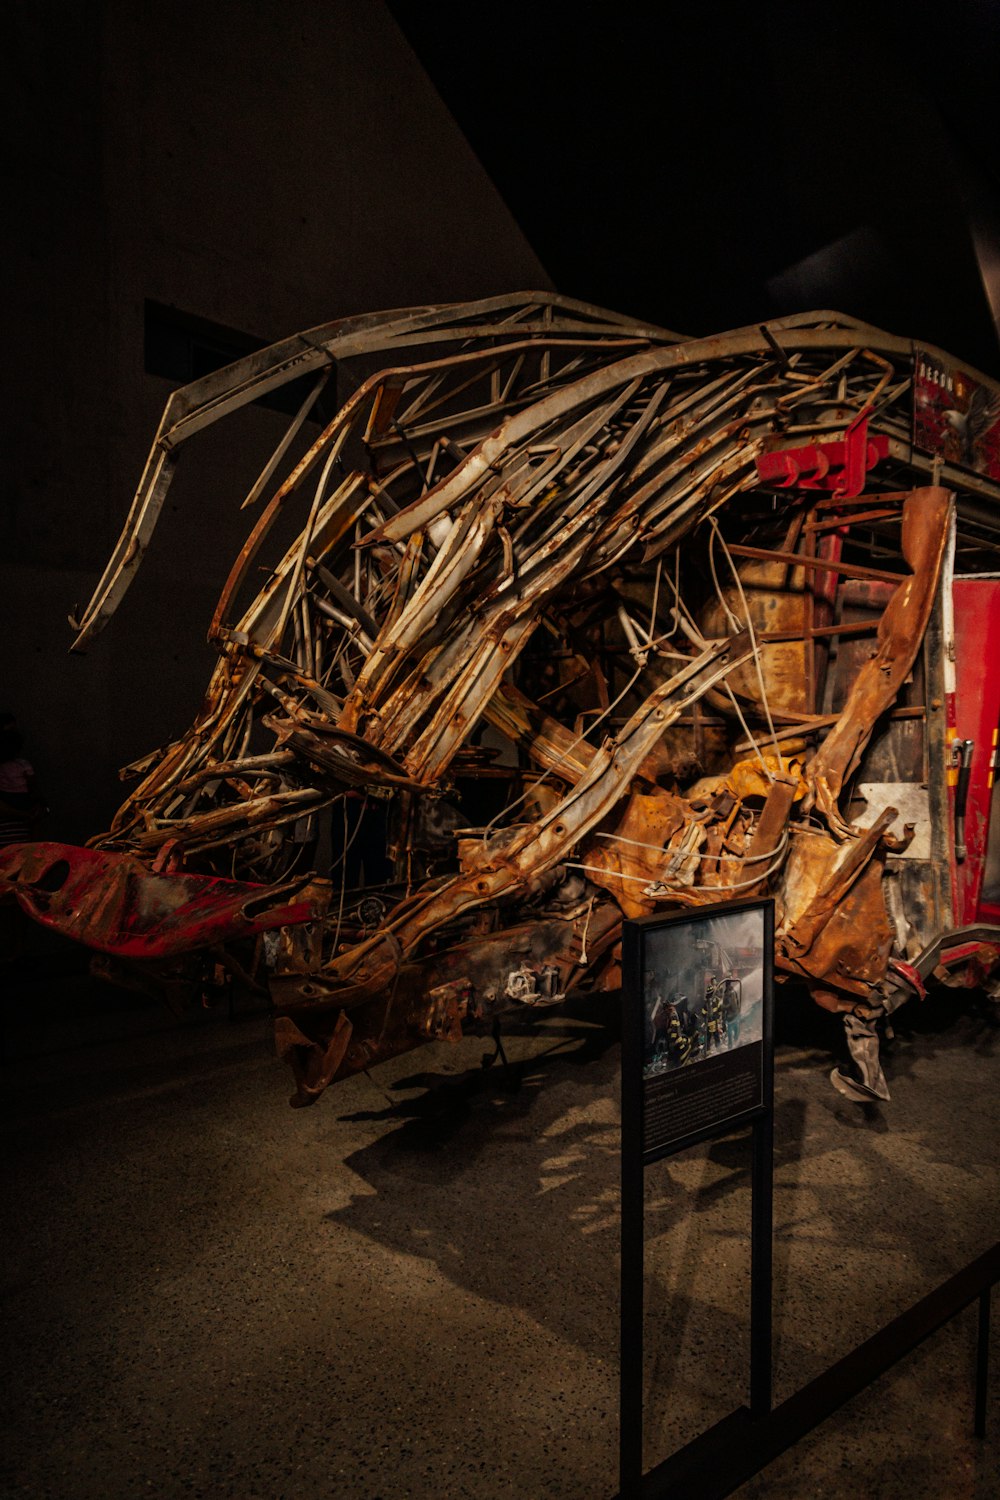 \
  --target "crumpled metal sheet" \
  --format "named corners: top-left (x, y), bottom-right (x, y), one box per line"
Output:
top-left (12, 293), bottom-right (1000, 1103)
top-left (804, 488), bottom-right (952, 834)
top-left (0, 841), bottom-right (323, 958)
